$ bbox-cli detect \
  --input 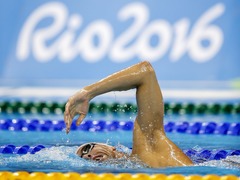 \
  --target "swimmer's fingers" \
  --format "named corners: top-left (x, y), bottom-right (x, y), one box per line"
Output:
top-left (76, 114), bottom-right (86, 126)
top-left (64, 111), bottom-right (71, 134)
top-left (64, 102), bottom-right (73, 134)
top-left (64, 112), bottom-right (71, 134)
